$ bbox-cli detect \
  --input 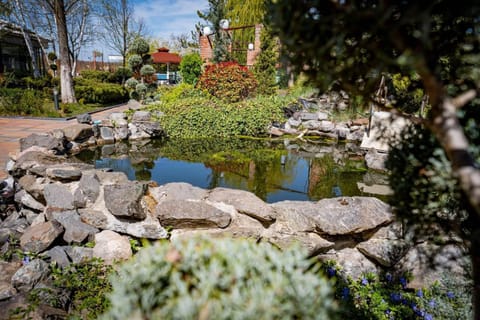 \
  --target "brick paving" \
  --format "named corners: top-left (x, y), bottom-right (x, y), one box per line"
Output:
top-left (0, 104), bottom-right (133, 180)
